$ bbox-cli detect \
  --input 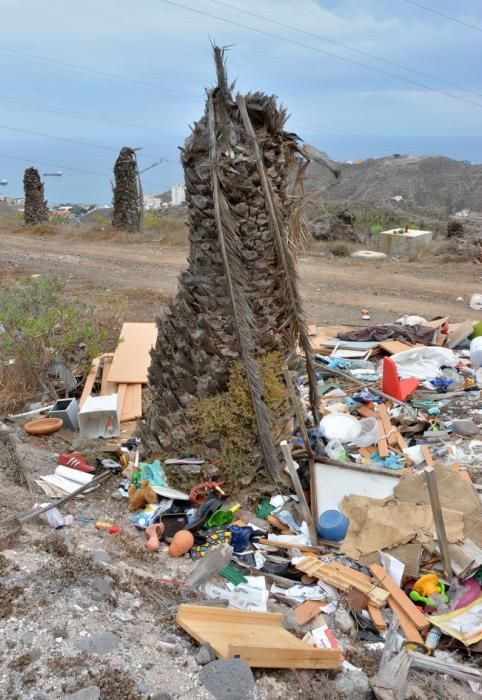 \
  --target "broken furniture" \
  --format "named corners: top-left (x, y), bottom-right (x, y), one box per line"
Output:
top-left (176, 604), bottom-right (341, 669)
top-left (382, 356), bottom-right (419, 401)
